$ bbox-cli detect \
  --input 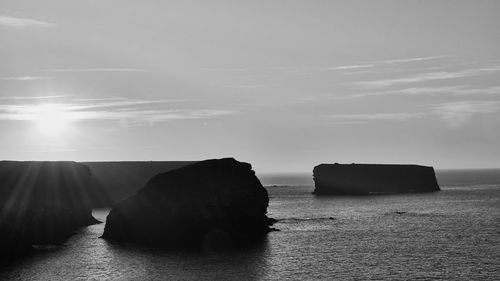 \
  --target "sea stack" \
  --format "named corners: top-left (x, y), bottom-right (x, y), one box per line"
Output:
top-left (0, 161), bottom-right (100, 245)
top-left (102, 158), bottom-right (273, 249)
top-left (313, 163), bottom-right (440, 195)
